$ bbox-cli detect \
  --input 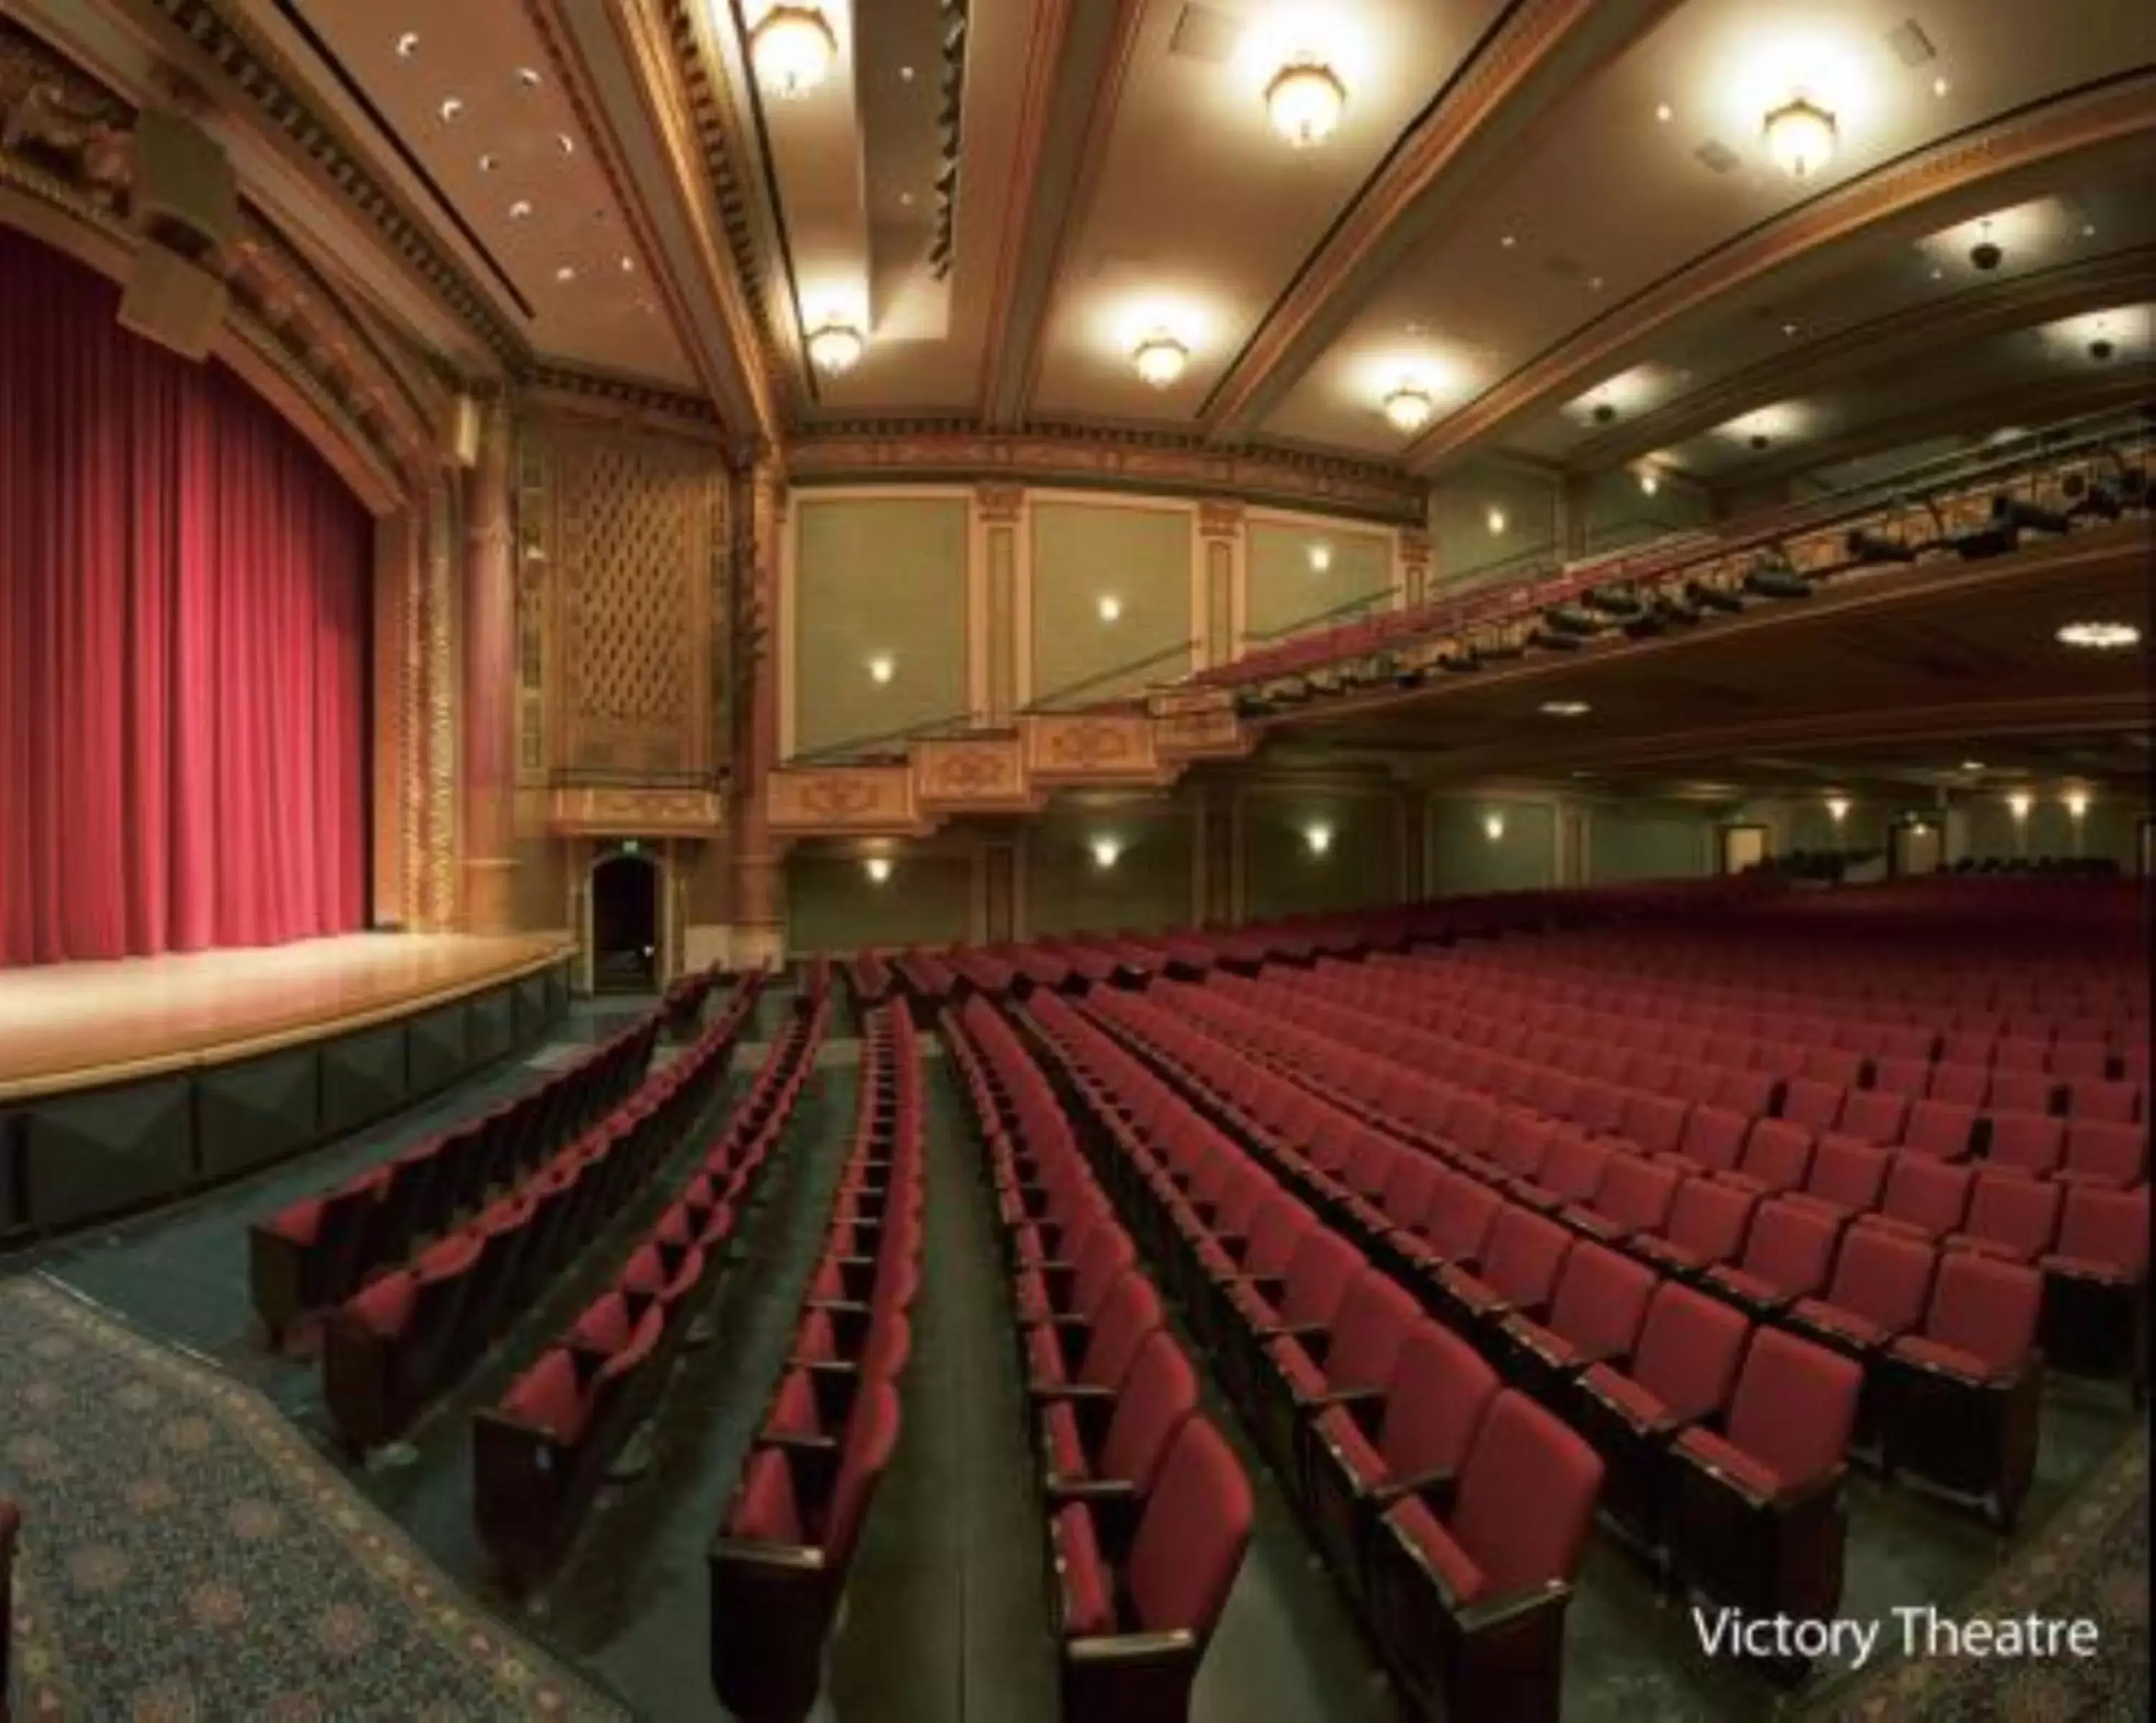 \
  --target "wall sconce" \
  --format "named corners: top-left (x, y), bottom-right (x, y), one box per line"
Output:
top-left (1483, 811), bottom-right (1507, 842)
top-left (1090, 836), bottom-right (1123, 871)
top-left (1485, 506), bottom-right (1508, 536)
top-left (1097, 594), bottom-right (1123, 624)
top-left (1825, 796), bottom-right (1850, 825)
top-left (863, 856), bottom-right (893, 884)
top-left (867, 653), bottom-right (895, 684)
top-left (1304, 823), bottom-right (1334, 856)
top-left (2065, 789), bottom-right (2091, 819)
top-left (2007, 791), bottom-right (2033, 821)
